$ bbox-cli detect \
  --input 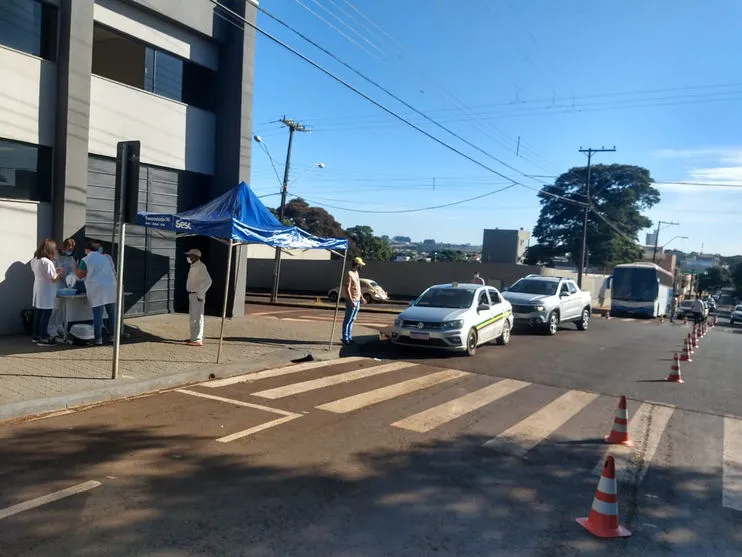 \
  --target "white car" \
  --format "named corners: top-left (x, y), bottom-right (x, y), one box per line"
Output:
top-left (391, 283), bottom-right (513, 356)
top-left (731, 305), bottom-right (742, 324)
top-left (328, 278), bottom-right (389, 303)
